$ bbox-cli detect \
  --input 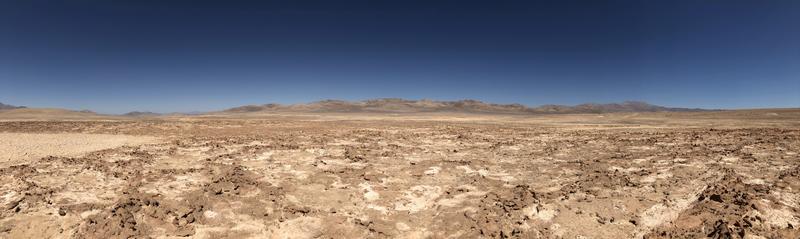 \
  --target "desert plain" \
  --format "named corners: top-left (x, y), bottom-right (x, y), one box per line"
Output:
top-left (0, 109), bottom-right (799, 238)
